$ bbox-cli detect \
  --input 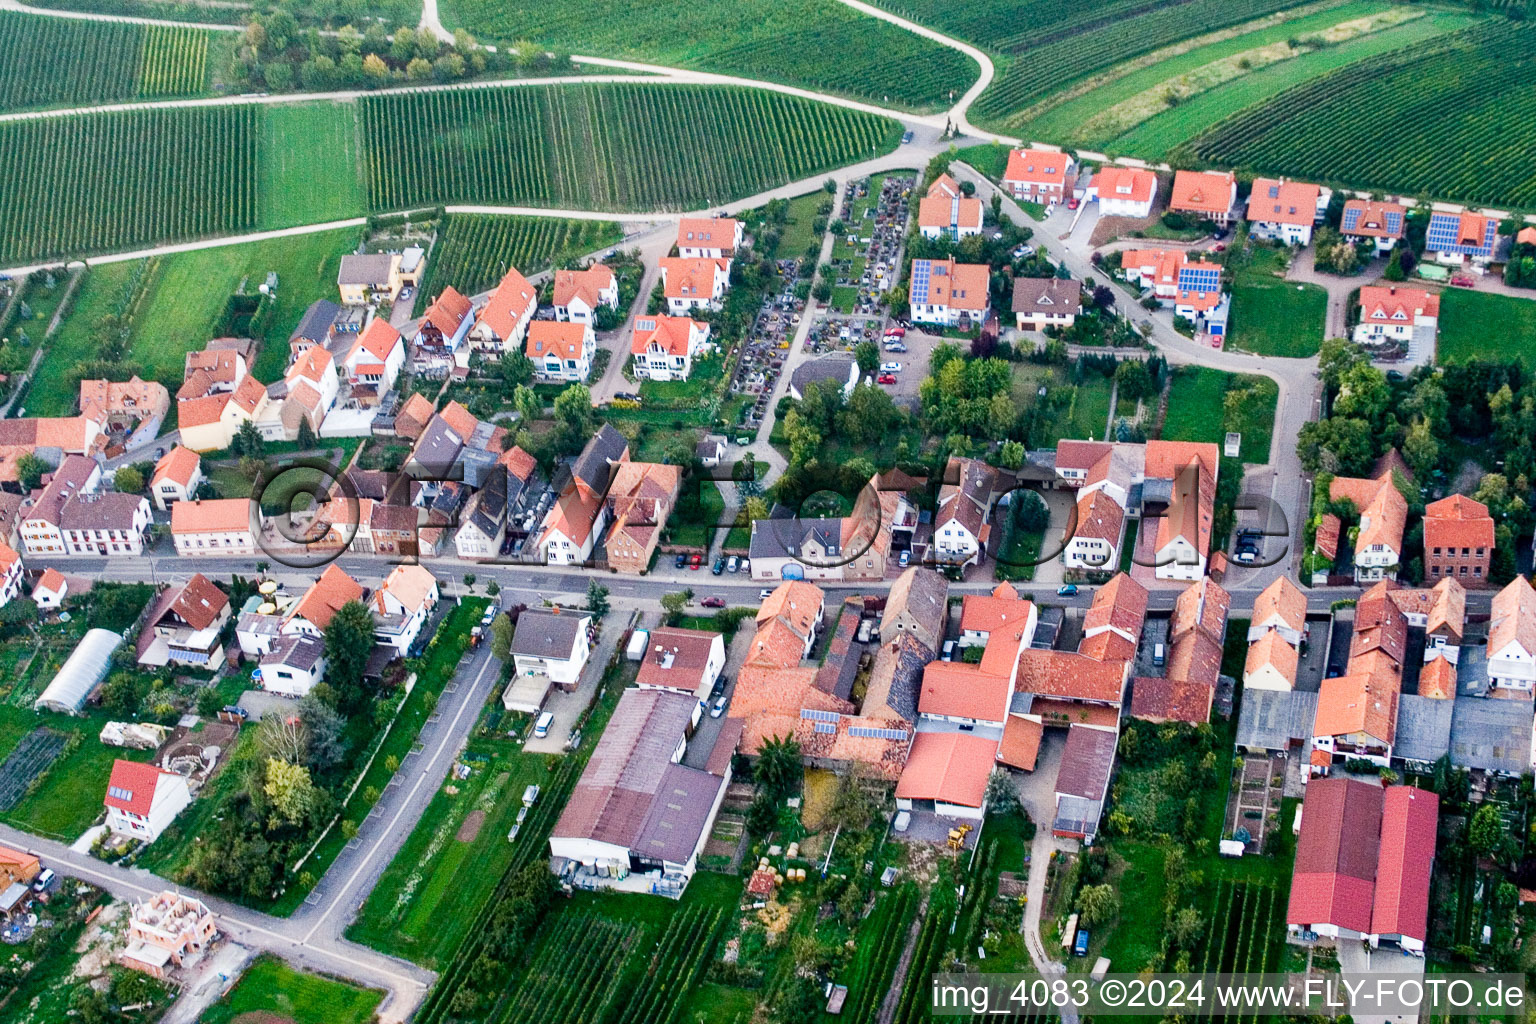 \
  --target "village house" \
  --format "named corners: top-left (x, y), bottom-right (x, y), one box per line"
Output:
top-left (1063, 485), bottom-right (1125, 572)
top-left (1011, 277), bottom-right (1081, 331)
top-left (288, 300), bottom-right (348, 359)
top-left (526, 320), bottom-right (595, 382)
top-left (505, 608), bottom-right (592, 711)
top-left (414, 287), bottom-right (474, 370)
top-left (77, 376), bottom-right (170, 445)
top-left (604, 461), bottom-right (682, 574)
top-left (337, 251), bottom-right (414, 305)
top-left (182, 344), bottom-right (249, 397)
top-left (1117, 247), bottom-right (1228, 337)
top-left (119, 891), bottom-right (218, 980)
top-left (0, 415), bottom-right (106, 489)
top-left (1486, 575), bottom-right (1536, 695)
top-left (1131, 576), bottom-right (1230, 726)
top-left (149, 446), bottom-right (203, 511)
top-left (454, 469), bottom-right (509, 561)
top-left (660, 257), bottom-right (730, 314)
top-left (272, 345), bottom-right (339, 439)
top-left (260, 634), bottom-right (328, 696)
top-left (1243, 576), bottom-right (1308, 691)
top-left (917, 173), bottom-right (984, 240)
top-left (933, 456), bottom-right (996, 569)
top-left (1353, 285), bottom-right (1439, 347)
top-left (170, 498), bottom-right (257, 556)
top-left (137, 573), bottom-right (230, 669)
top-left (908, 257), bottom-right (989, 327)
top-left (1169, 169), bottom-right (1237, 225)
top-left (176, 372), bottom-right (268, 453)
top-left (1089, 166), bottom-right (1157, 219)
top-left (630, 316), bottom-right (711, 382)
top-left (636, 626), bottom-right (727, 706)
top-left (469, 267), bottom-right (538, 355)
top-left (334, 316), bottom-right (407, 397)
top-left (677, 217), bottom-right (743, 262)
top-left (1330, 471), bottom-right (1407, 582)
top-left (0, 542), bottom-right (20, 608)
top-left (371, 563), bottom-right (440, 656)
top-left (1340, 199), bottom-right (1407, 255)
top-left (1312, 581), bottom-right (1407, 769)
top-left (788, 352), bottom-right (859, 402)
top-left (282, 564), bottom-right (365, 638)
top-left (1426, 210), bottom-right (1499, 267)
top-left (537, 425), bottom-right (629, 566)
top-left (104, 759), bottom-right (192, 845)
top-left (1423, 493), bottom-right (1493, 583)
top-left (33, 567), bottom-right (67, 610)
top-left (1002, 147), bottom-right (1076, 207)
top-left (553, 264), bottom-right (619, 324)
top-left (19, 455), bottom-right (152, 558)
top-left (1244, 177), bottom-right (1326, 246)
top-left (1051, 723), bottom-right (1118, 841)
